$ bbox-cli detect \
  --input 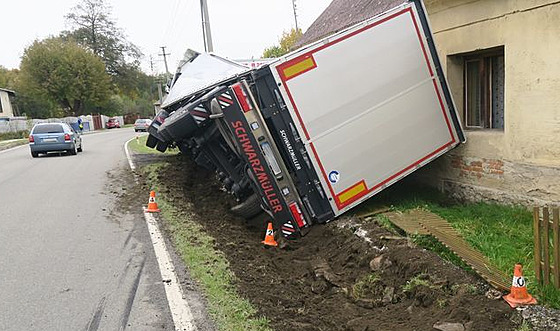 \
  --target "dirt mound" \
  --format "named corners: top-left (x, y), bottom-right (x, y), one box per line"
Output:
top-left (150, 155), bottom-right (518, 331)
